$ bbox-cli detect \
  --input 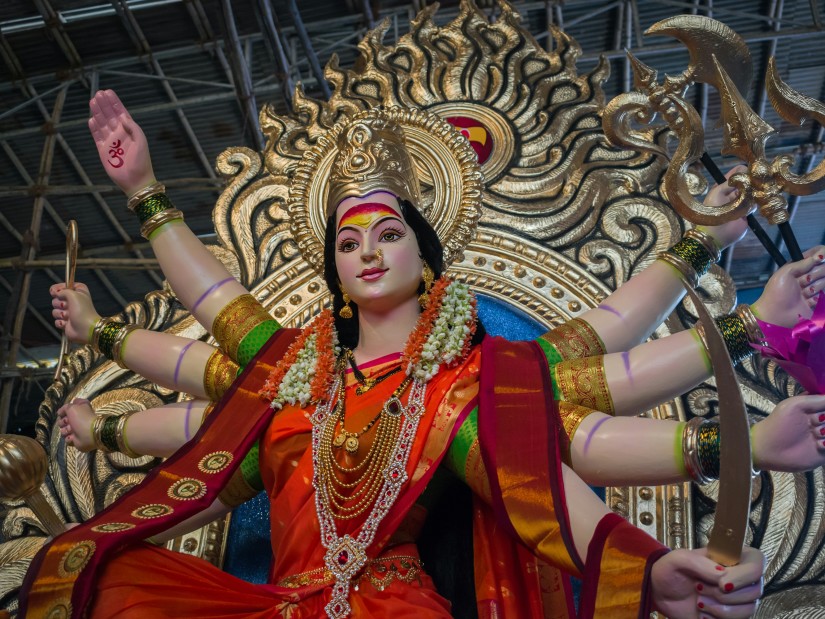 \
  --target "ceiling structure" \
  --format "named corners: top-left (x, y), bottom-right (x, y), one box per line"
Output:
top-left (1, 0), bottom-right (824, 434)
